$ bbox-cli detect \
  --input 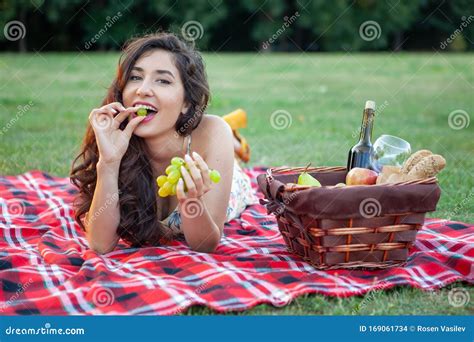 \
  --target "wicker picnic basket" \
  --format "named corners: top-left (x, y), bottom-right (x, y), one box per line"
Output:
top-left (257, 166), bottom-right (441, 269)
